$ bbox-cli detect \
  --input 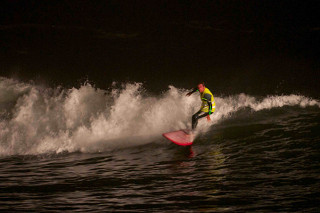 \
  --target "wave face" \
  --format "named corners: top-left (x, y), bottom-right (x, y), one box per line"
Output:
top-left (0, 77), bottom-right (319, 156)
